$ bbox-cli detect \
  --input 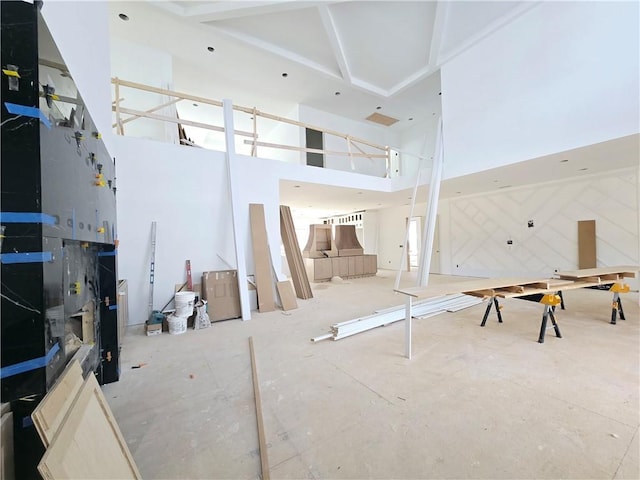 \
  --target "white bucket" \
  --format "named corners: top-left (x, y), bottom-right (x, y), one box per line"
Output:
top-left (175, 291), bottom-right (196, 317)
top-left (167, 314), bottom-right (188, 335)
